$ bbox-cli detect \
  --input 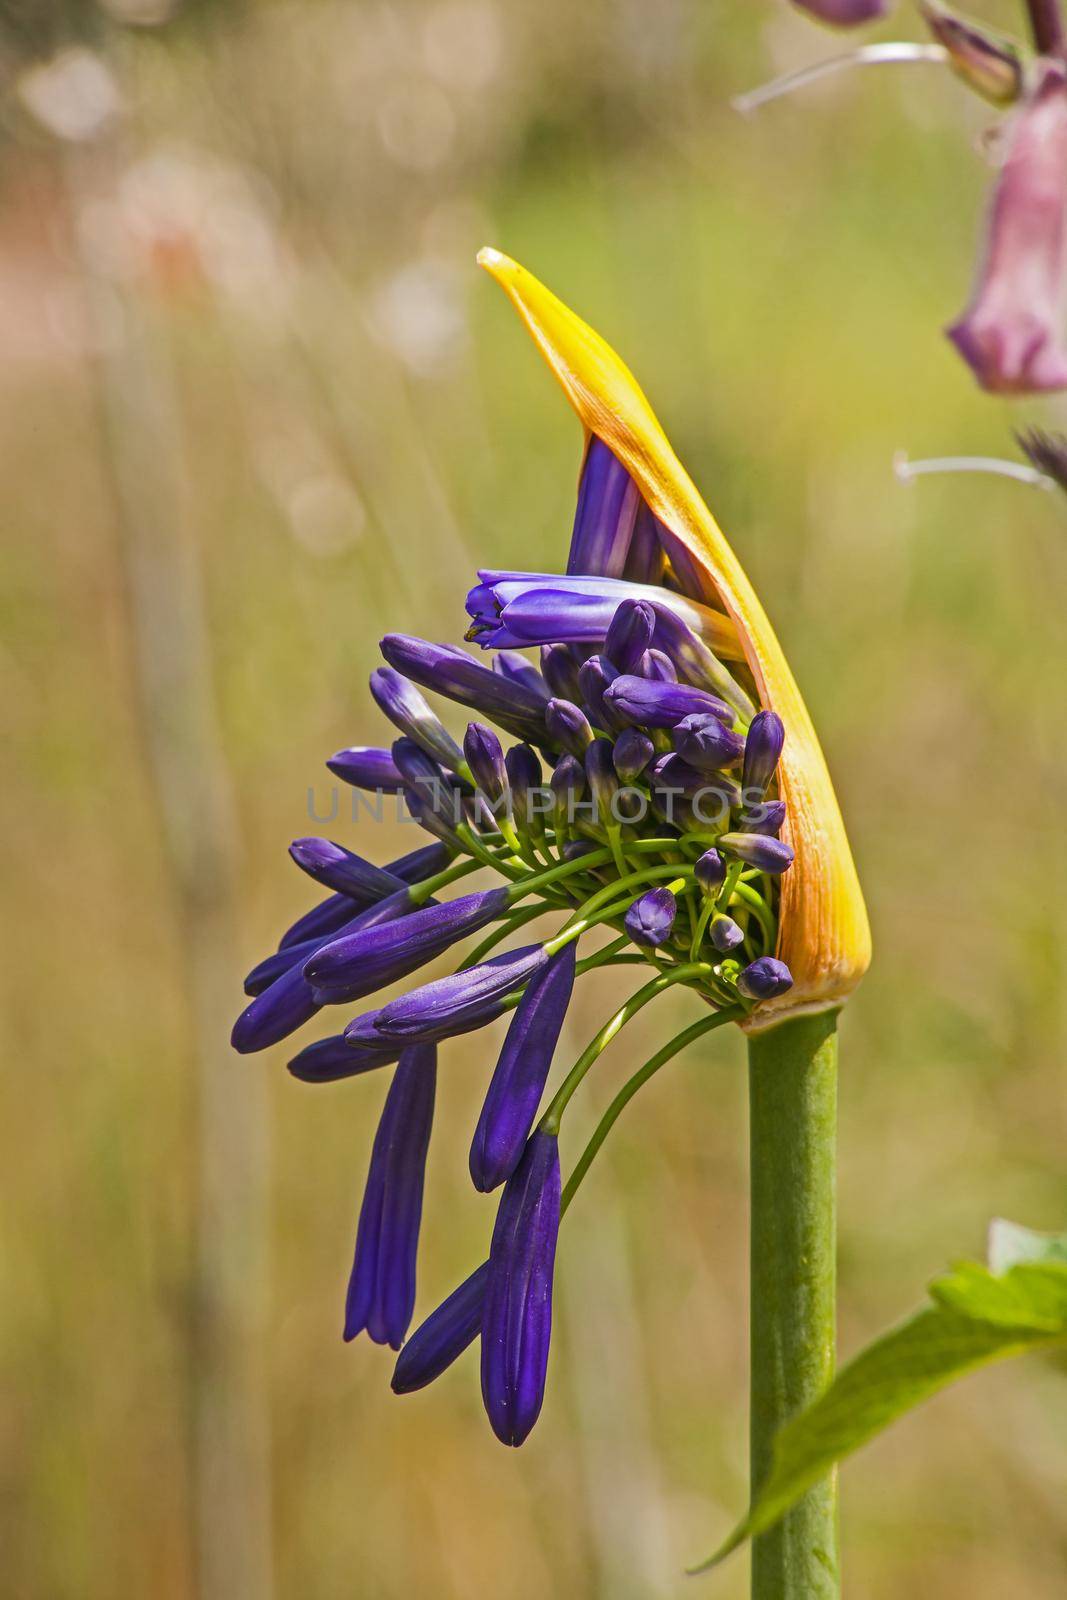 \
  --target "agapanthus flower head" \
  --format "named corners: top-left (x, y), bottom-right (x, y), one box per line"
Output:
top-left (235, 248), bottom-right (869, 1451)
top-left (948, 60), bottom-right (1067, 395)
